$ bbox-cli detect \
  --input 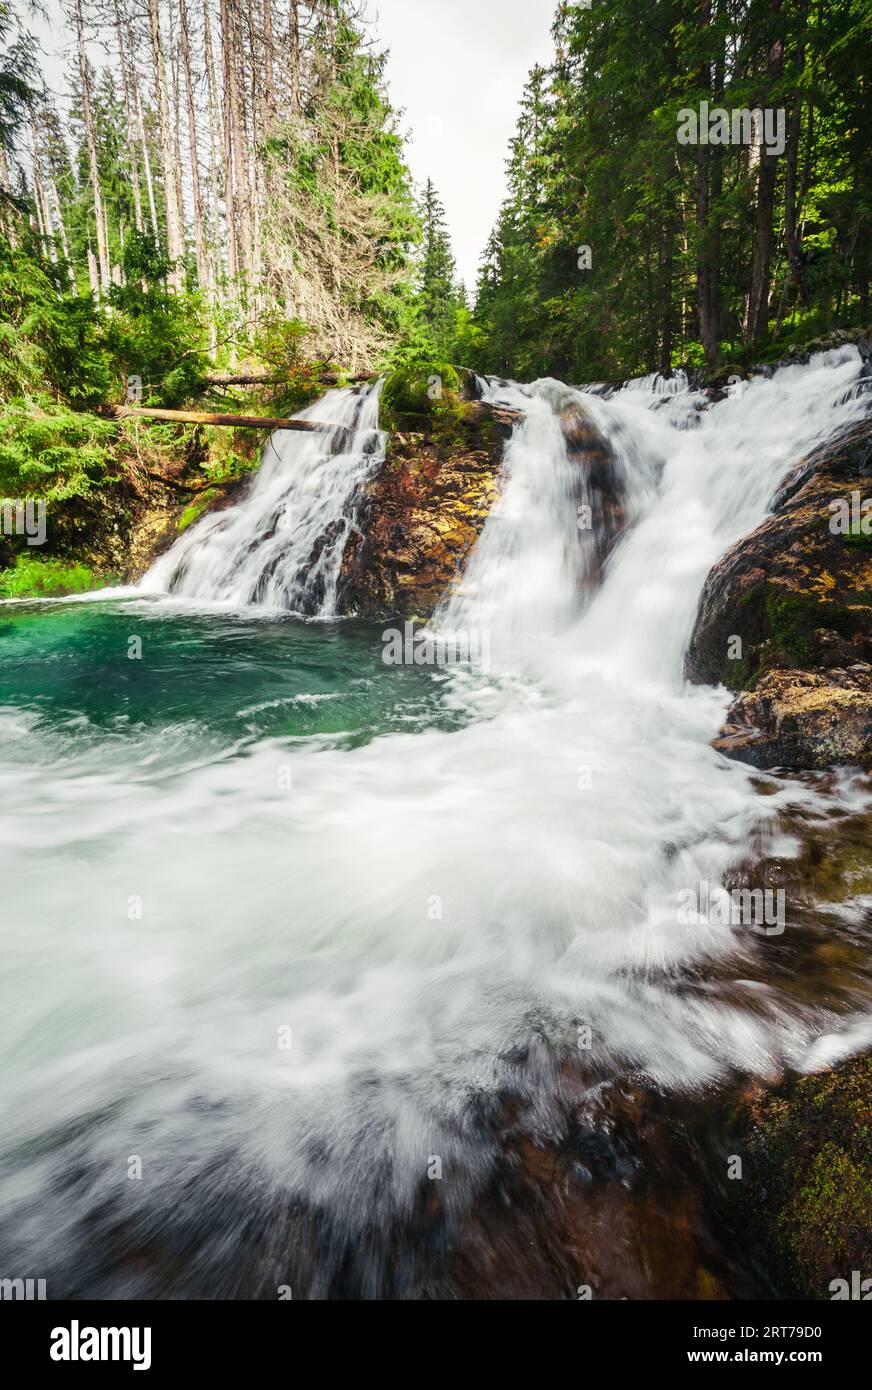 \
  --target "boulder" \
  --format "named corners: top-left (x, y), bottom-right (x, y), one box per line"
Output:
top-left (713, 666), bottom-right (872, 769)
top-left (730, 1054), bottom-right (872, 1299)
top-left (687, 419), bottom-right (872, 767)
top-left (337, 400), bottom-right (518, 619)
